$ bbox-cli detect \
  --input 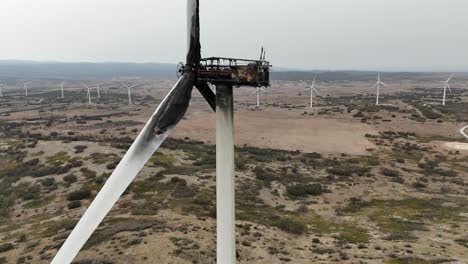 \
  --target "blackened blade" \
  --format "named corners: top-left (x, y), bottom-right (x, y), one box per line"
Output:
top-left (195, 80), bottom-right (216, 111)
